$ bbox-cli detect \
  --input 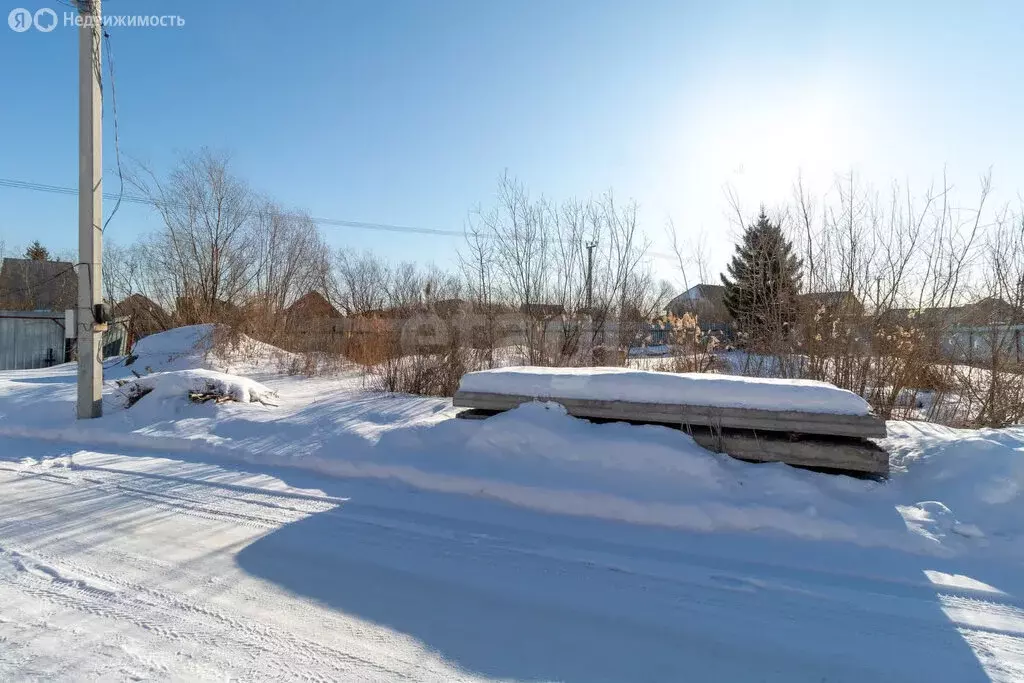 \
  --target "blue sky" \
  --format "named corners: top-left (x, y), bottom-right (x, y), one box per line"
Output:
top-left (1, 0), bottom-right (1022, 283)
